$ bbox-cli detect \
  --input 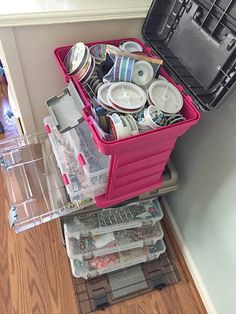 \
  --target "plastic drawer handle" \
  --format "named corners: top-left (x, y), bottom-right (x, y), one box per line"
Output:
top-left (62, 174), bottom-right (69, 185)
top-left (78, 153), bottom-right (86, 166)
top-left (44, 124), bottom-right (51, 134)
